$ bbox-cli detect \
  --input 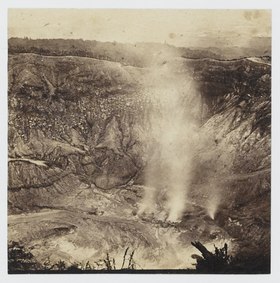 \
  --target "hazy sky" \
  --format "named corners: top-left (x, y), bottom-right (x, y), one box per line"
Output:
top-left (8, 9), bottom-right (271, 47)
